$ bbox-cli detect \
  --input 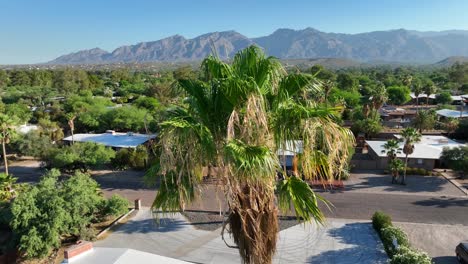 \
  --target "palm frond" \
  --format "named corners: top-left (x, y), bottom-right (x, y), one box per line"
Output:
top-left (224, 139), bottom-right (278, 182)
top-left (277, 176), bottom-right (331, 224)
